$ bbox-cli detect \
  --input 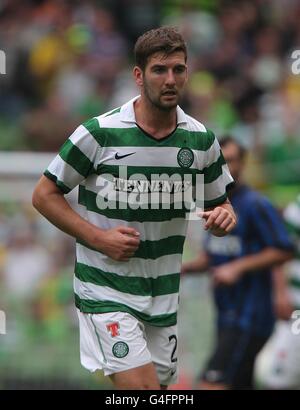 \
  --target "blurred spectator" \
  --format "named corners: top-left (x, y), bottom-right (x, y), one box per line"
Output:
top-left (109, 0), bottom-right (161, 46)
top-left (182, 137), bottom-right (294, 389)
top-left (0, 0), bottom-right (299, 182)
top-left (1, 217), bottom-right (52, 299)
top-left (21, 93), bottom-right (78, 151)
